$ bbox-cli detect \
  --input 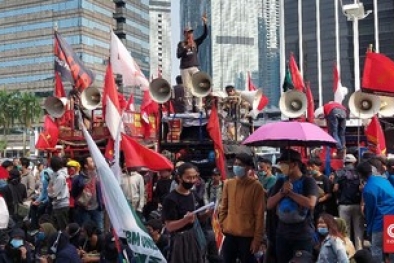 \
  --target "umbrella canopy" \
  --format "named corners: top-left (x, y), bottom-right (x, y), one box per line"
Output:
top-left (243, 121), bottom-right (337, 147)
